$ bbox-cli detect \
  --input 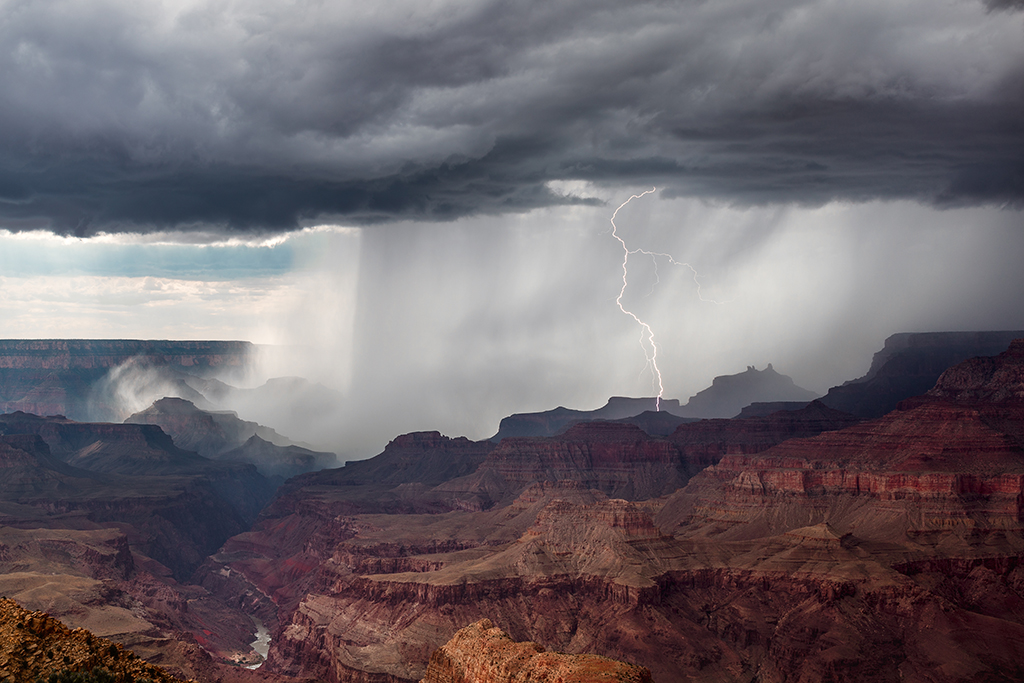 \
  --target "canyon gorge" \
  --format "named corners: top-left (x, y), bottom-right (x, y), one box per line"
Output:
top-left (0, 332), bottom-right (1023, 682)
